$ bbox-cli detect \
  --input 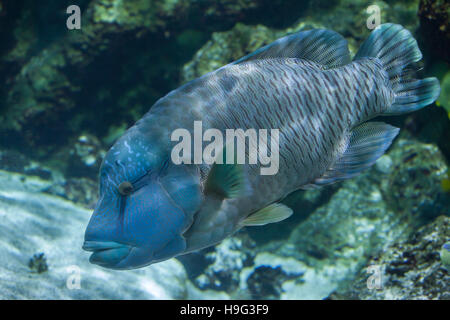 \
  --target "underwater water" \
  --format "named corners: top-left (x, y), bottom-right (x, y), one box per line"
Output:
top-left (0, 0), bottom-right (448, 300)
